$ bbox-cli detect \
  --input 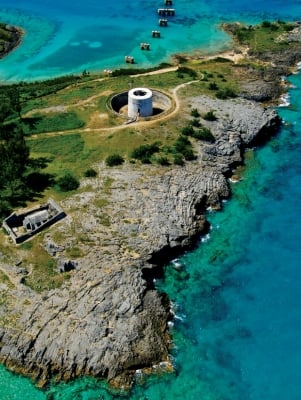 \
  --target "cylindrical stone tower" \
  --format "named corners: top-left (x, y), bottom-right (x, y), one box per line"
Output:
top-left (128, 87), bottom-right (153, 118)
